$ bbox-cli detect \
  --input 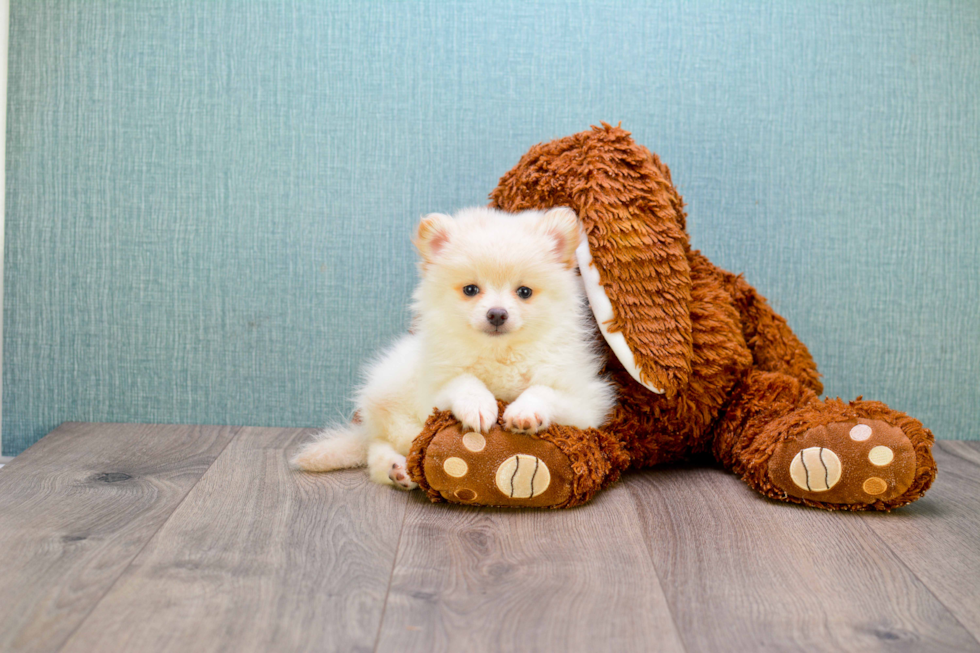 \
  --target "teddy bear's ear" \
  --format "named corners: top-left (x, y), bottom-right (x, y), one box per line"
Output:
top-left (491, 124), bottom-right (694, 396)
top-left (579, 141), bottom-right (693, 396)
top-left (576, 209), bottom-right (692, 396)
top-left (537, 207), bottom-right (581, 269)
top-left (413, 213), bottom-right (454, 263)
